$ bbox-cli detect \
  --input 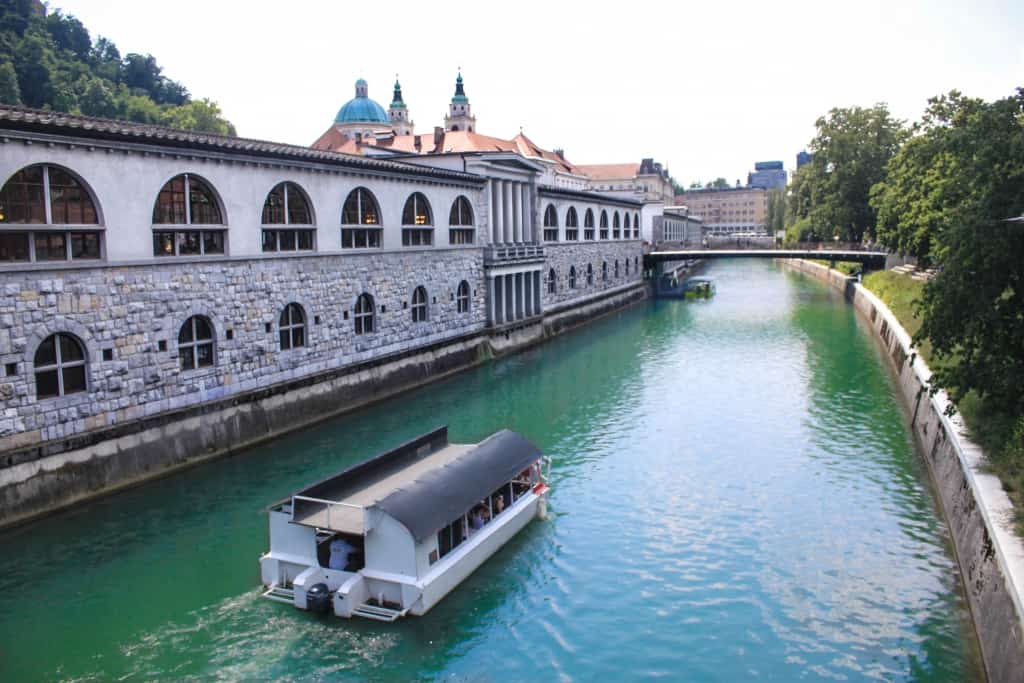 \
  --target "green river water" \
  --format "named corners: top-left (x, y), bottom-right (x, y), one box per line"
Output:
top-left (0, 259), bottom-right (982, 681)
